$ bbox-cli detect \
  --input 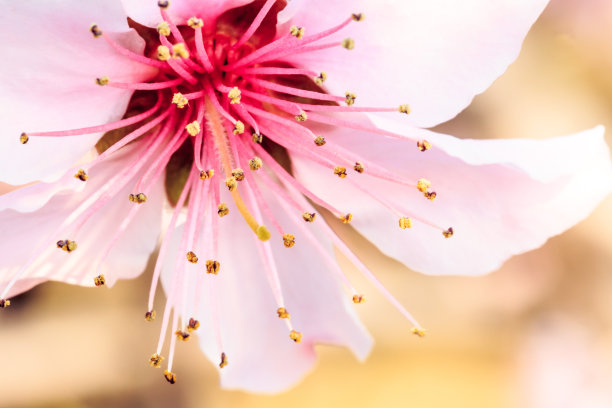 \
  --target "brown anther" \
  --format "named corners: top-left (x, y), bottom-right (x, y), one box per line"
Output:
top-left (217, 203), bottom-right (229, 217)
top-left (416, 178), bottom-right (431, 193)
top-left (227, 87), bottom-right (241, 104)
top-left (145, 310), bottom-right (156, 321)
top-left (334, 166), bottom-right (348, 178)
top-left (200, 169), bottom-right (214, 180)
top-left (277, 307), bottom-right (290, 319)
top-left (425, 191), bottom-right (437, 201)
top-left (186, 251), bottom-right (199, 263)
top-left (187, 16), bottom-right (203, 29)
top-left (175, 330), bottom-right (190, 341)
top-left (411, 327), bottom-right (426, 338)
top-left (342, 38), bottom-right (355, 50)
top-left (149, 353), bottom-right (163, 367)
top-left (130, 193), bottom-right (147, 204)
top-left (172, 43), bottom-right (189, 59)
top-left (295, 111), bottom-right (308, 122)
top-left (289, 330), bottom-right (303, 343)
top-left (0, 299), bottom-right (11, 308)
top-left (157, 21), bottom-right (171, 36)
top-left (252, 133), bottom-right (263, 144)
top-left (399, 217), bottom-right (412, 229)
top-left (249, 157), bottom-right (263, 171)
top-left (157, 45), bottom-right (171, 61)
top-left (185, 121), bottom-right (201, 136)
top-left (353, 162), bottom-right (364, 173)
top-left (164, 370), bottom-right (176, 384)
top-left (442, 227), bottom-right (454, 238)
top-left (314, 71), bottom-right (327, 85)
top-left (345, 92), bottom-right (356, 105)
top-left (225, 176), bottom-right (237, 192)
top-left (399, 104), bottom-right (411, 114)
top-left (289, 25), bottom-right (305, 39)
top-left (158, 0), bottom-right (170, 9)
top-left (233, 121), bottom-right (245, 134)
top-left (351, 13), bottom-right (364, 21)
top-left (96, 76), bottom-right (109, 86)
top-left (74, 169), bottom-right (88, 182)
top-left (417, 139), bottom-right (432, 152)
top-left (231, 168), bottom-right (245, 182)
top-left (219, 352), bottom-right (228, 368)
top-left (302, 212), bottom-right (316, 222)
top-left (314, 136), bottom-right (326, 146)
top-left (172, 92), bottom-right (189, 109)
top-left (57, 239), bottom-right (77, 252)
top-left (340, 213), bottom-right (353, 224)
top-left (19, 133), bottom-right (29, 144)
top-left (89, 24), bottom-right (102, 38)
top-left (206, 260), bottom-right (220, 275)
top-left (352, 294), bottom-right (366, 304)
top-left (187, 318), bottom-right (200, 332)
top-left (94, 274), bottom-right (106, 287)
top-left (283, 234), bottom-right (296, 248)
